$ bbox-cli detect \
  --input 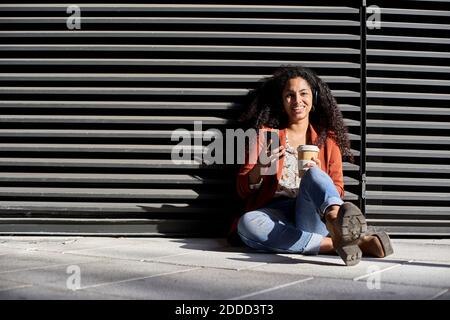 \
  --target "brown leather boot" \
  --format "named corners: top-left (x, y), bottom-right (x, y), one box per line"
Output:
top-left (325, 202), bottom-right (367, 266)
top-left (358, 229), bottom-right (394, 258)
